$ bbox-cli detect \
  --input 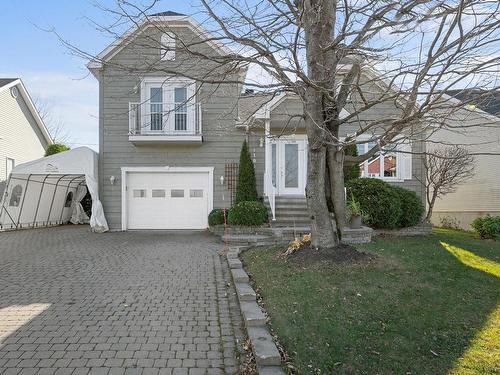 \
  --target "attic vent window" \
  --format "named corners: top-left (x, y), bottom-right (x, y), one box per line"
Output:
top-left (10, 86), bottom-right (18, 99)
top-left (161, 33), bottom-right (176, 61)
